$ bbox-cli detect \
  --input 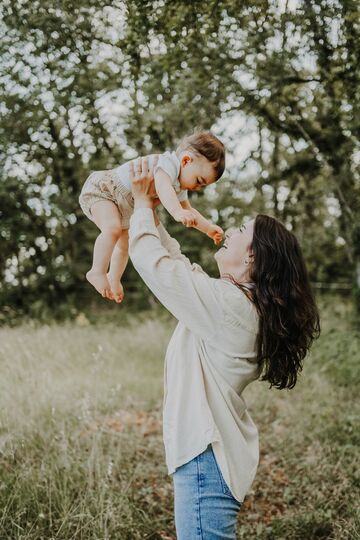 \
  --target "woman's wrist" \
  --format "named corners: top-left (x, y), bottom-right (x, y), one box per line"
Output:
top-left (153, 209), bottom-right (160, 226)
top-left (134, 197), bottom-right (153, 210)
